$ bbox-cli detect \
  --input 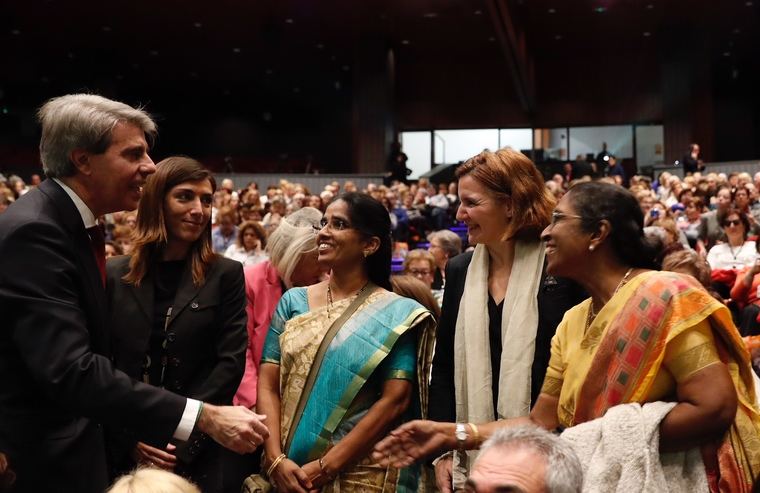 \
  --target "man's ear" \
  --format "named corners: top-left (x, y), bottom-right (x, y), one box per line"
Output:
top-left (69, 149), bottom-right (92, 176)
